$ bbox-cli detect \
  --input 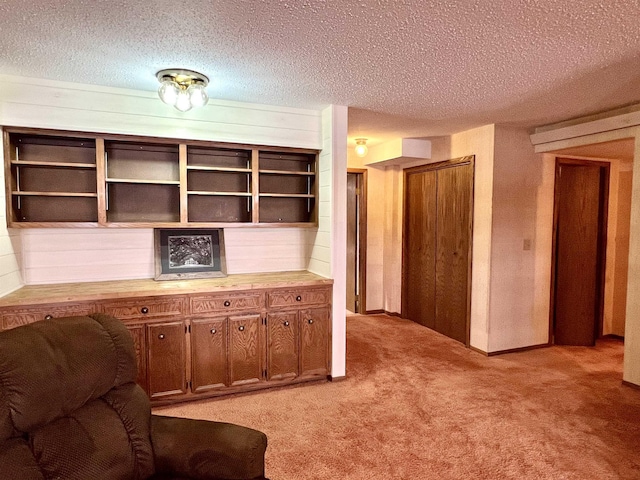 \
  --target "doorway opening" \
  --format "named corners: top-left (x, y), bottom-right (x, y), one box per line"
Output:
top-left (346, 169), bottom-right (367, 314)
top-left (549, 140), bottom-right (634, 347)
